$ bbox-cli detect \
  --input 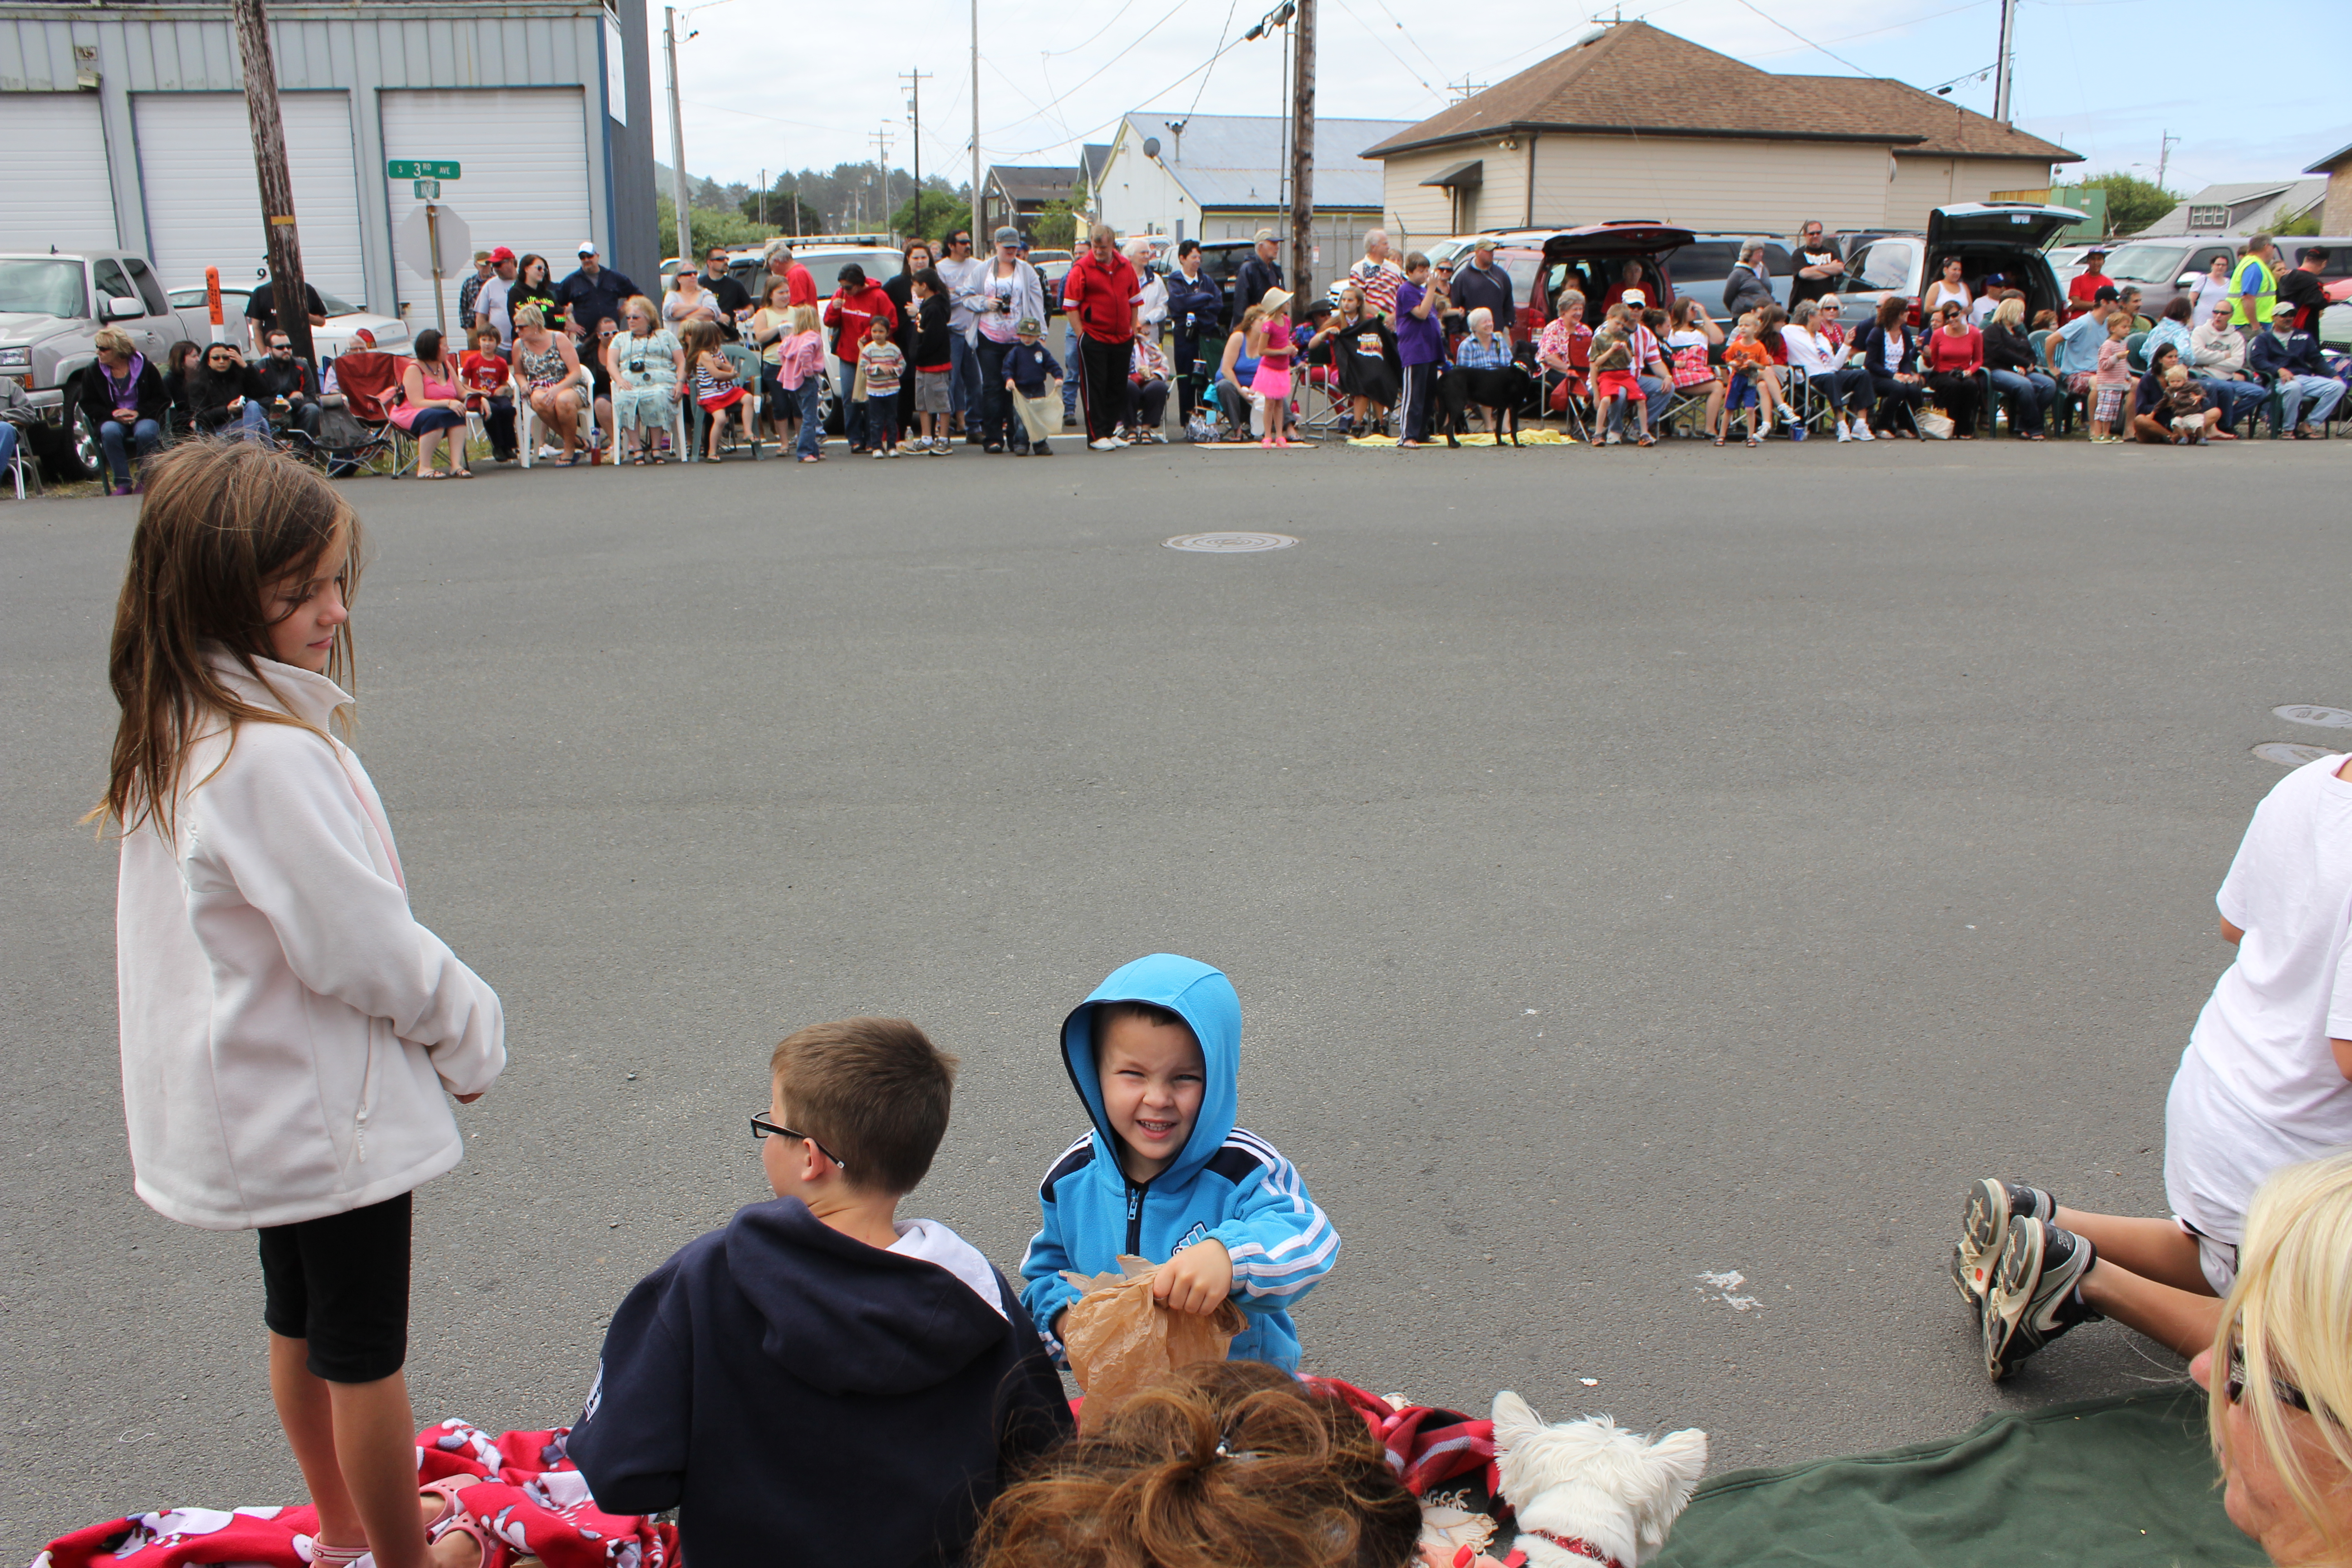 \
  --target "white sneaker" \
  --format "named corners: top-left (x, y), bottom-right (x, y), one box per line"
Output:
top-left (1835, 423), bottom-right (1852, 442)
top-left (1853, 423), bottom-right (1875, 442)
top-left (1603, 430), bottom-right (1622, 446)
top-left (1089, 437), bottom-right (1119, 451)
top-left (1109, 435), bottom-right (1130, 447)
